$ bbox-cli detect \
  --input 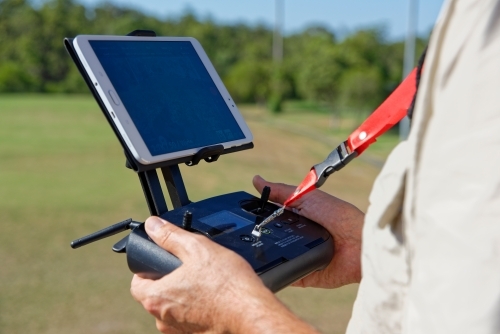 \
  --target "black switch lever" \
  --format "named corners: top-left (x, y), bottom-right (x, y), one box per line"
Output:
top-left (258, 186), bottom-right (271, 213)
